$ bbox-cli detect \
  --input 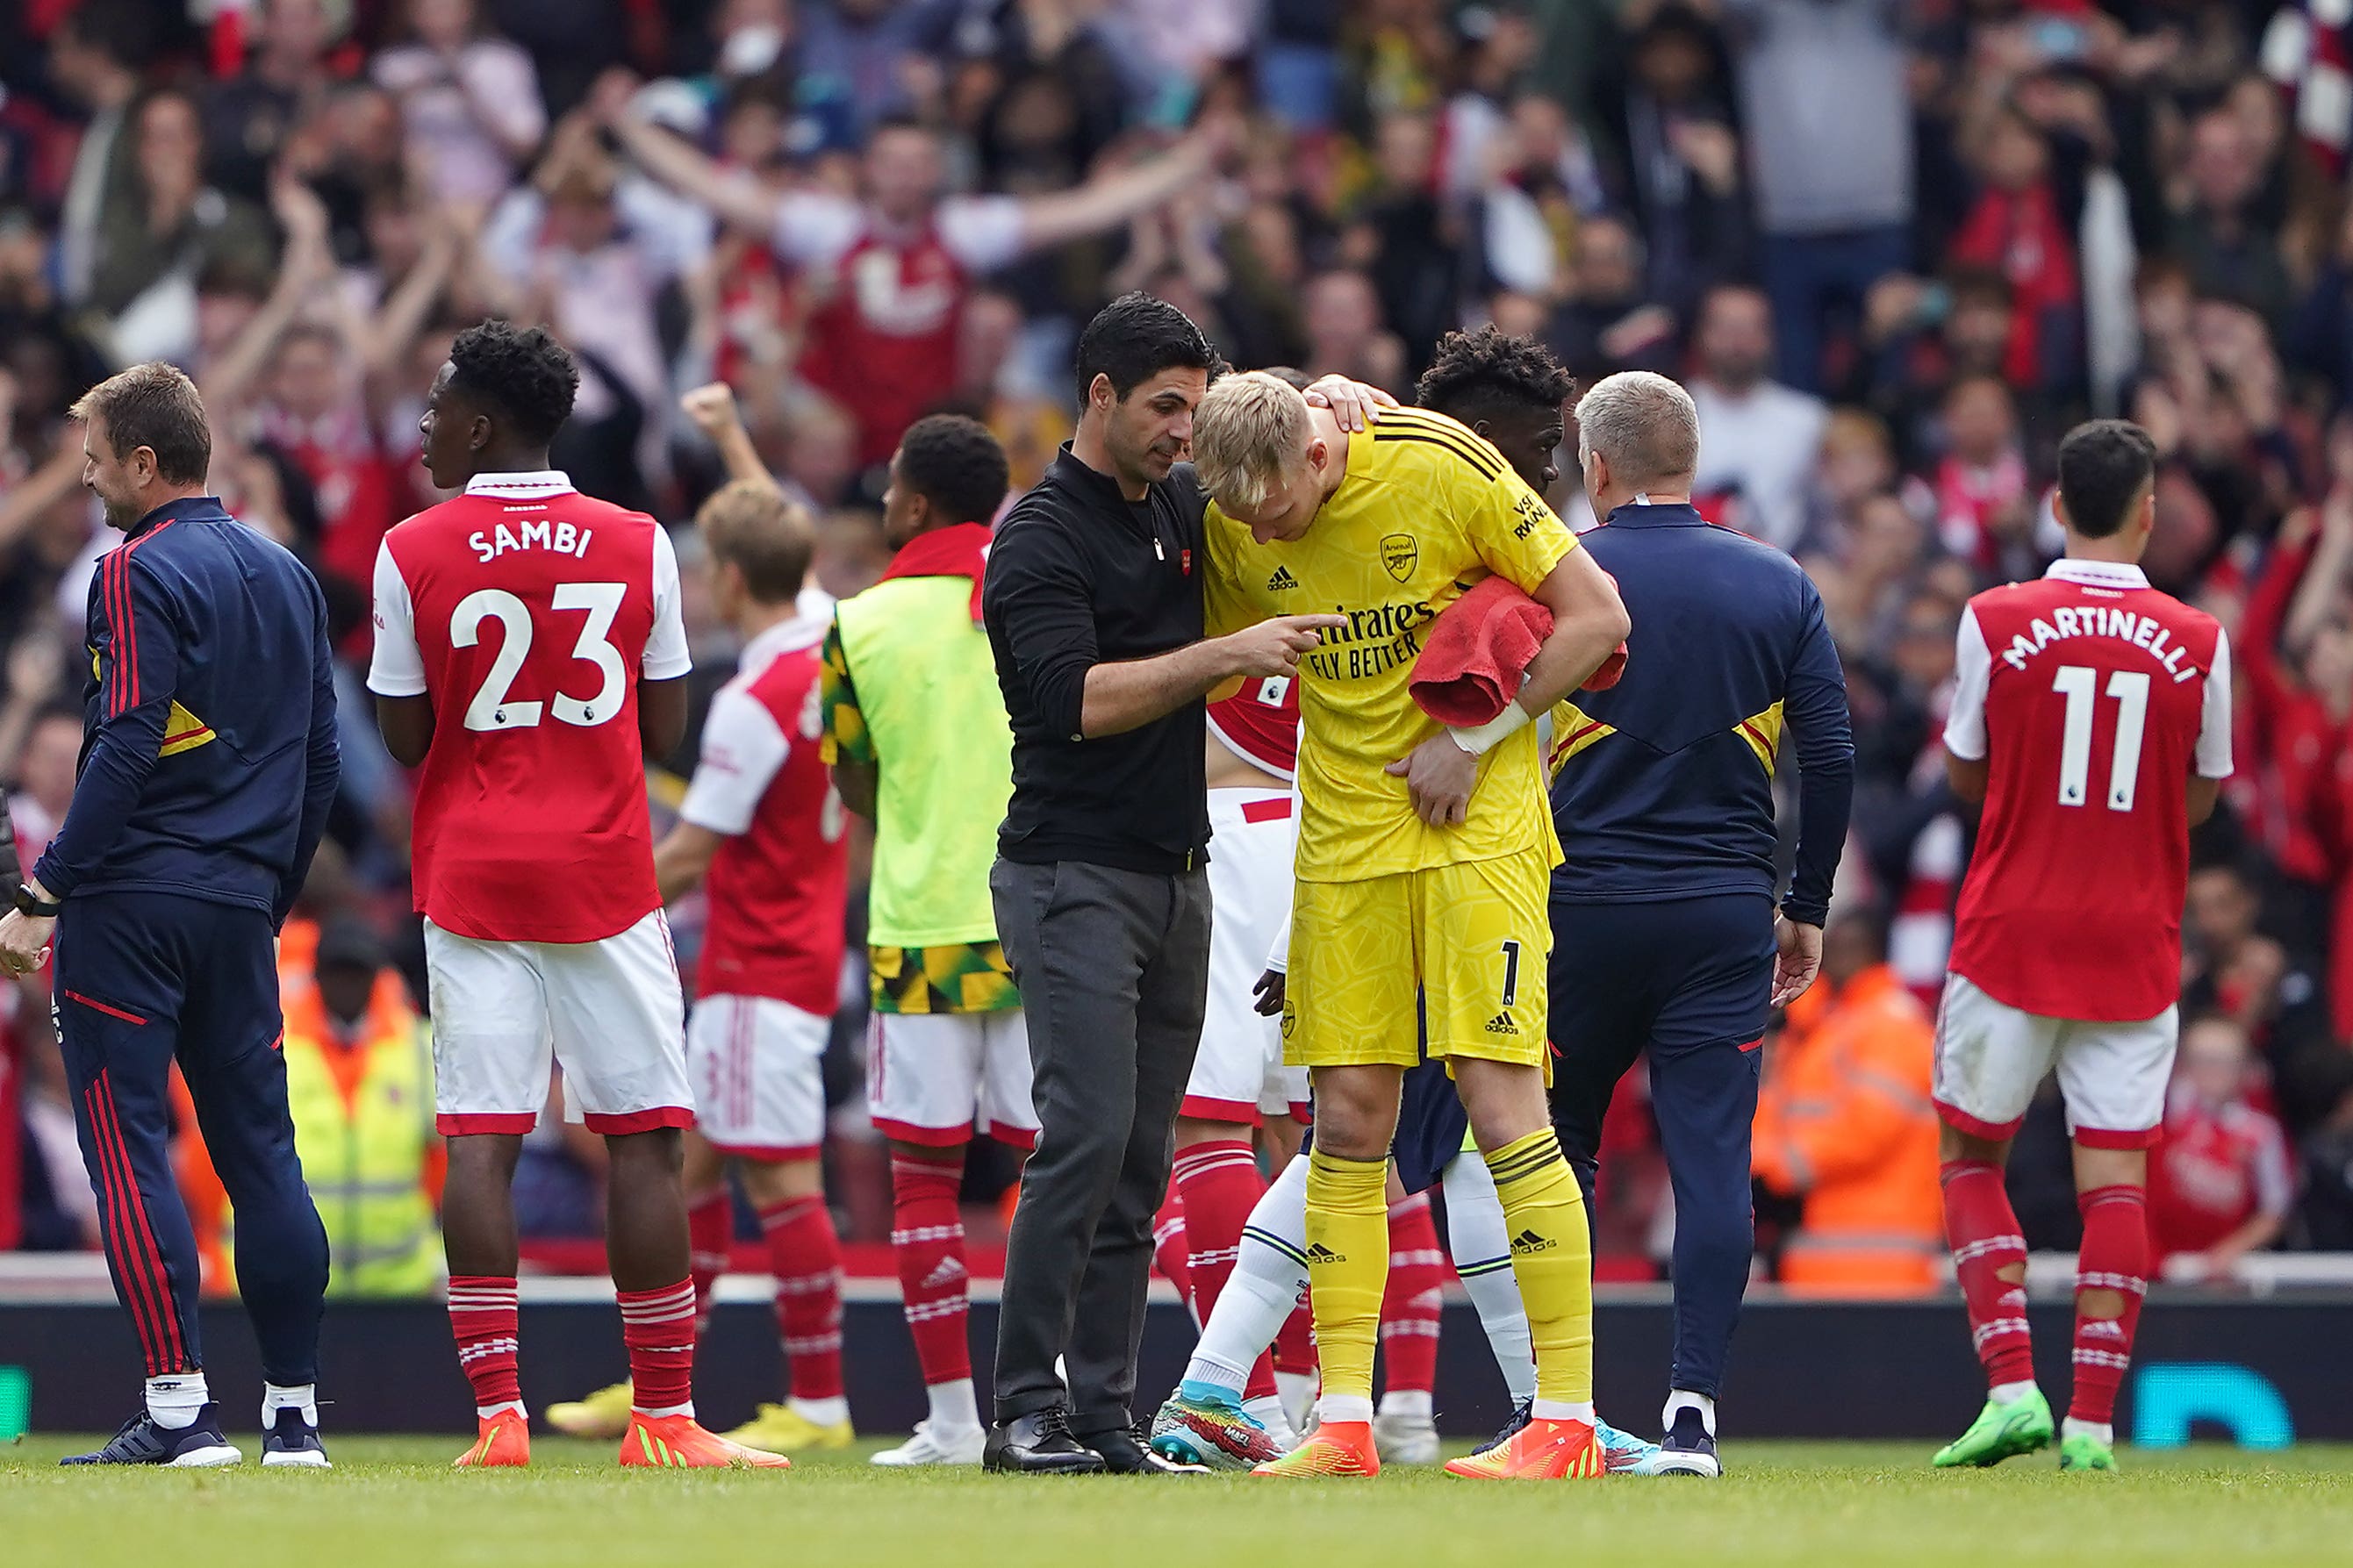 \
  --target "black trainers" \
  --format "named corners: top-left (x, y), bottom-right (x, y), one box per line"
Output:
top-left (983, 1407), bottom-right (1107, 1474)
top-left (1633, 1406), bottom-right (1722, 1478)
top-left (1474, 1400), bottom-right (1532, 1457)
top-left (61, 1404), bottom-right (241, 1468)
top-left (1080, 1418), bottom-right (1208, 1475)
top-left (262, 1407), bottom-right (331, 1468)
